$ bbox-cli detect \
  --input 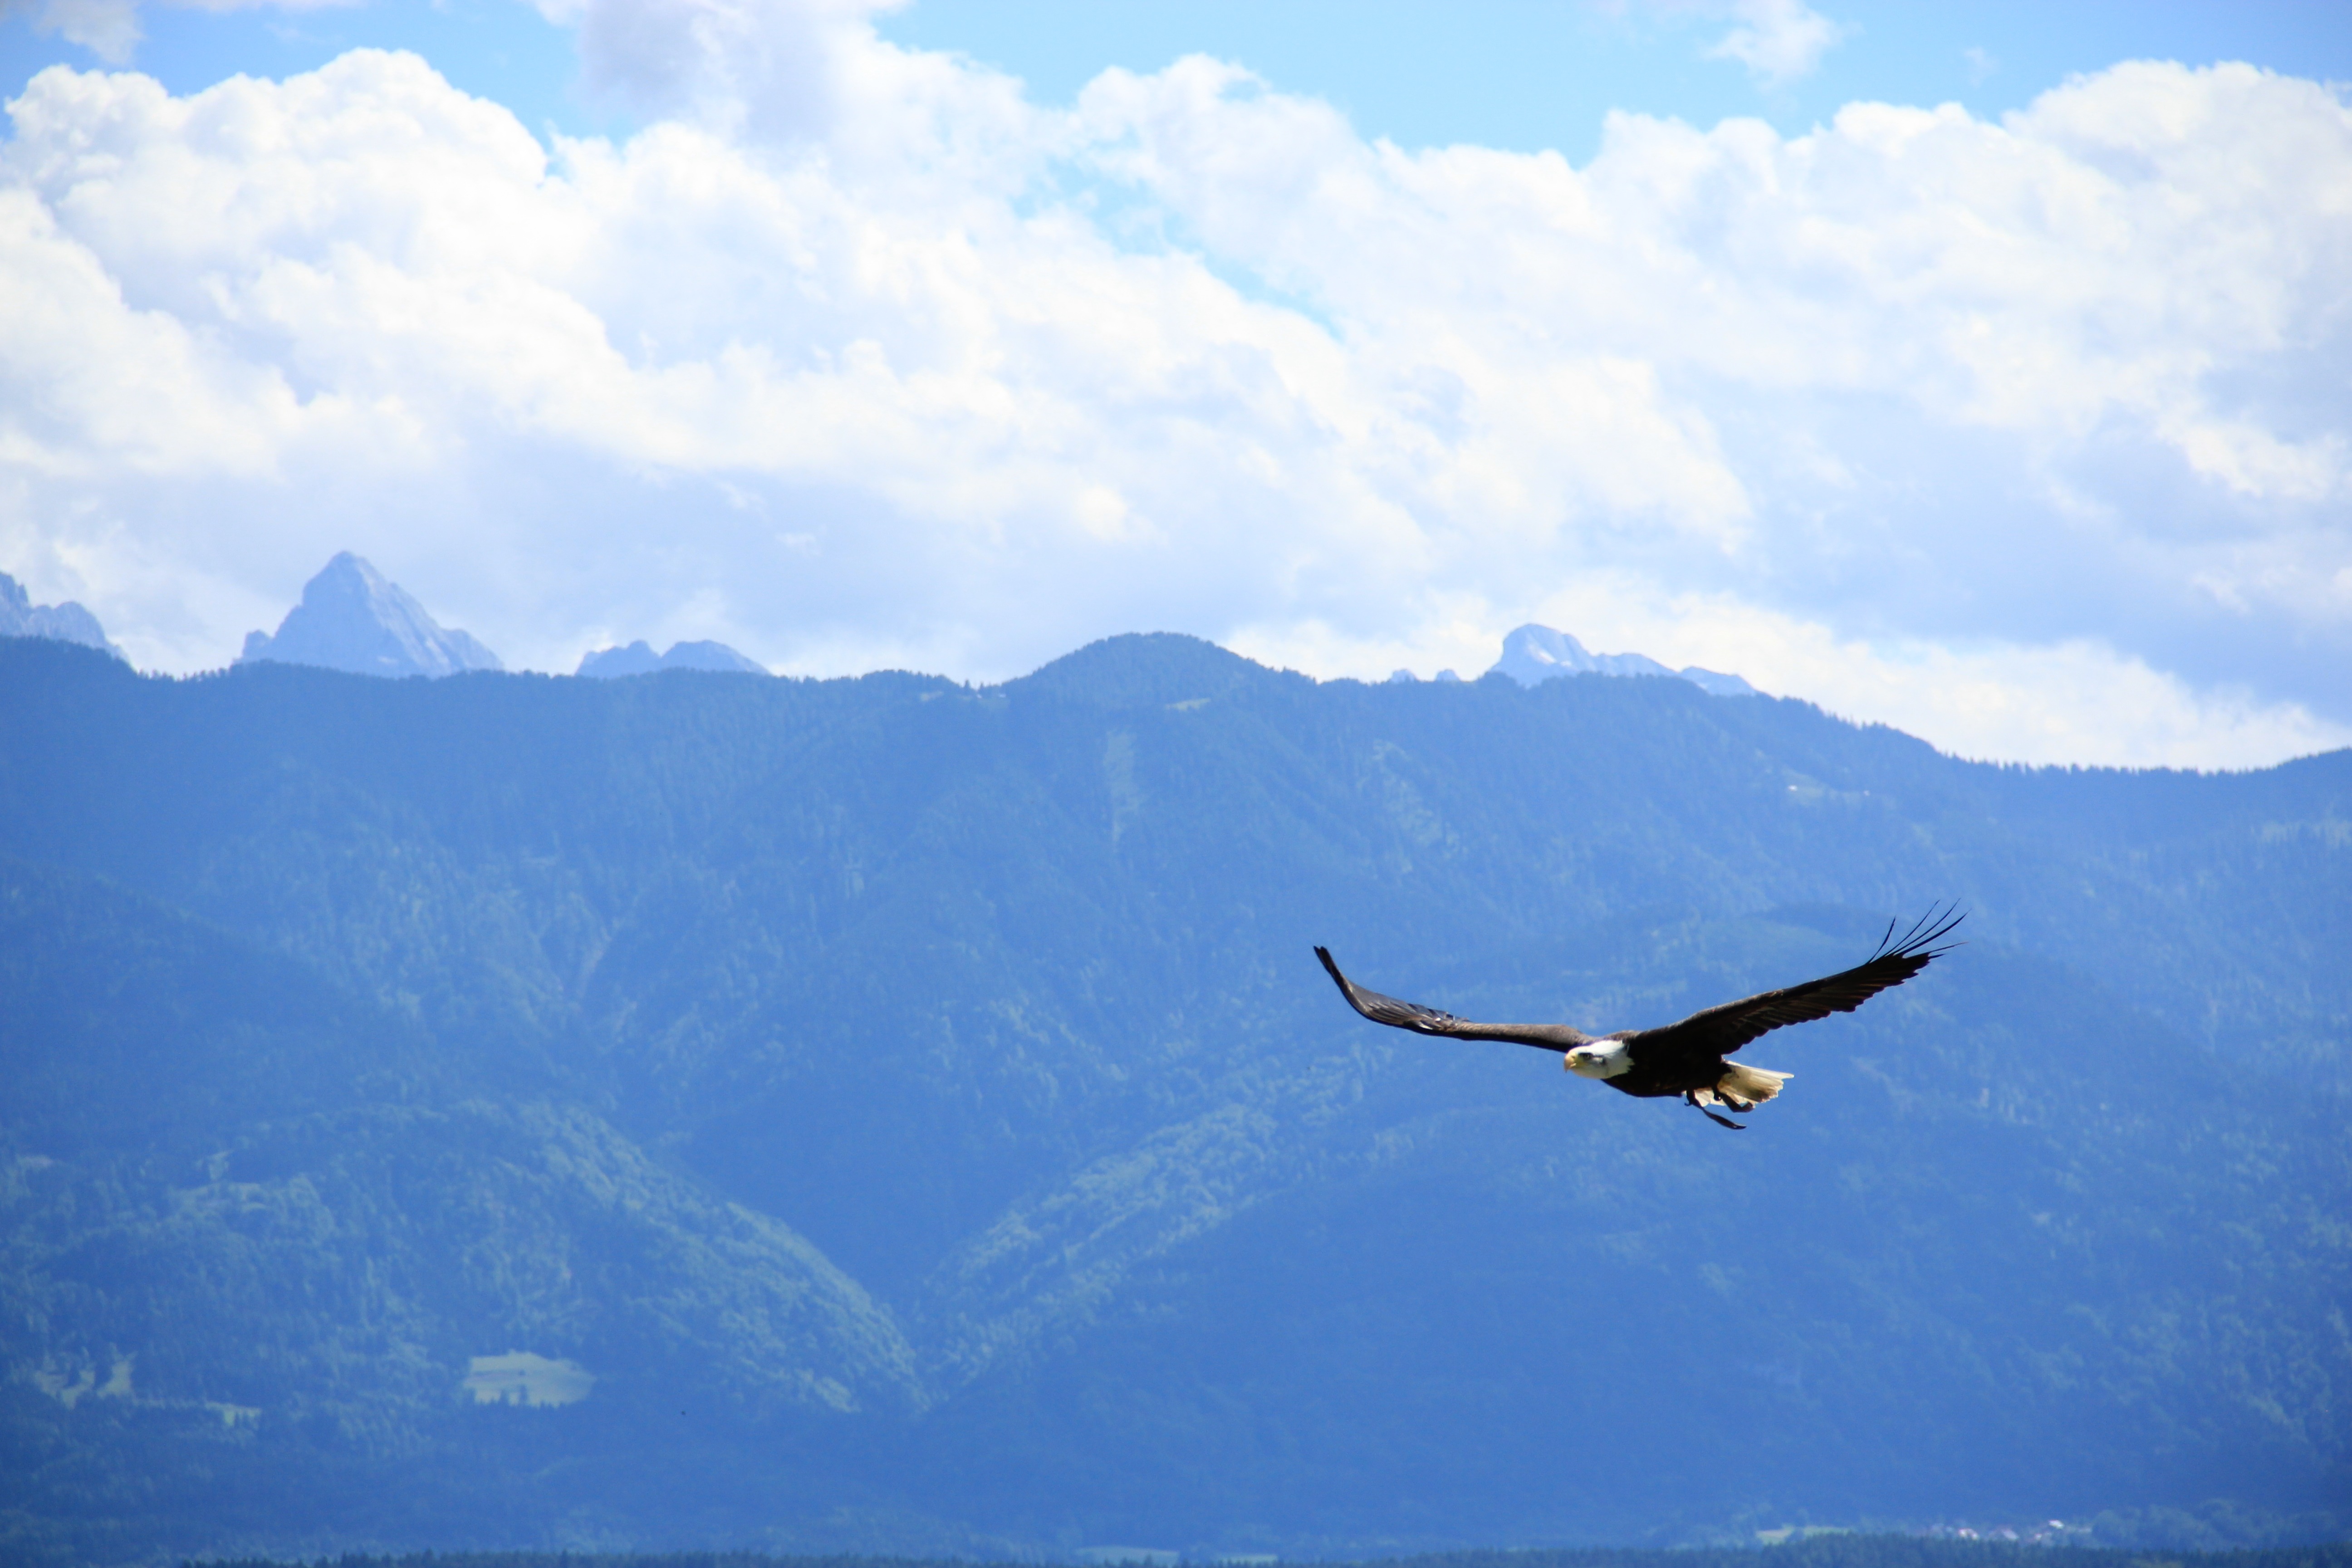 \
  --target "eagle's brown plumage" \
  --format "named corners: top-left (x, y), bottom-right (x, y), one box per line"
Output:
top-left (1313, 908), bottom-right (1963, 1128)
